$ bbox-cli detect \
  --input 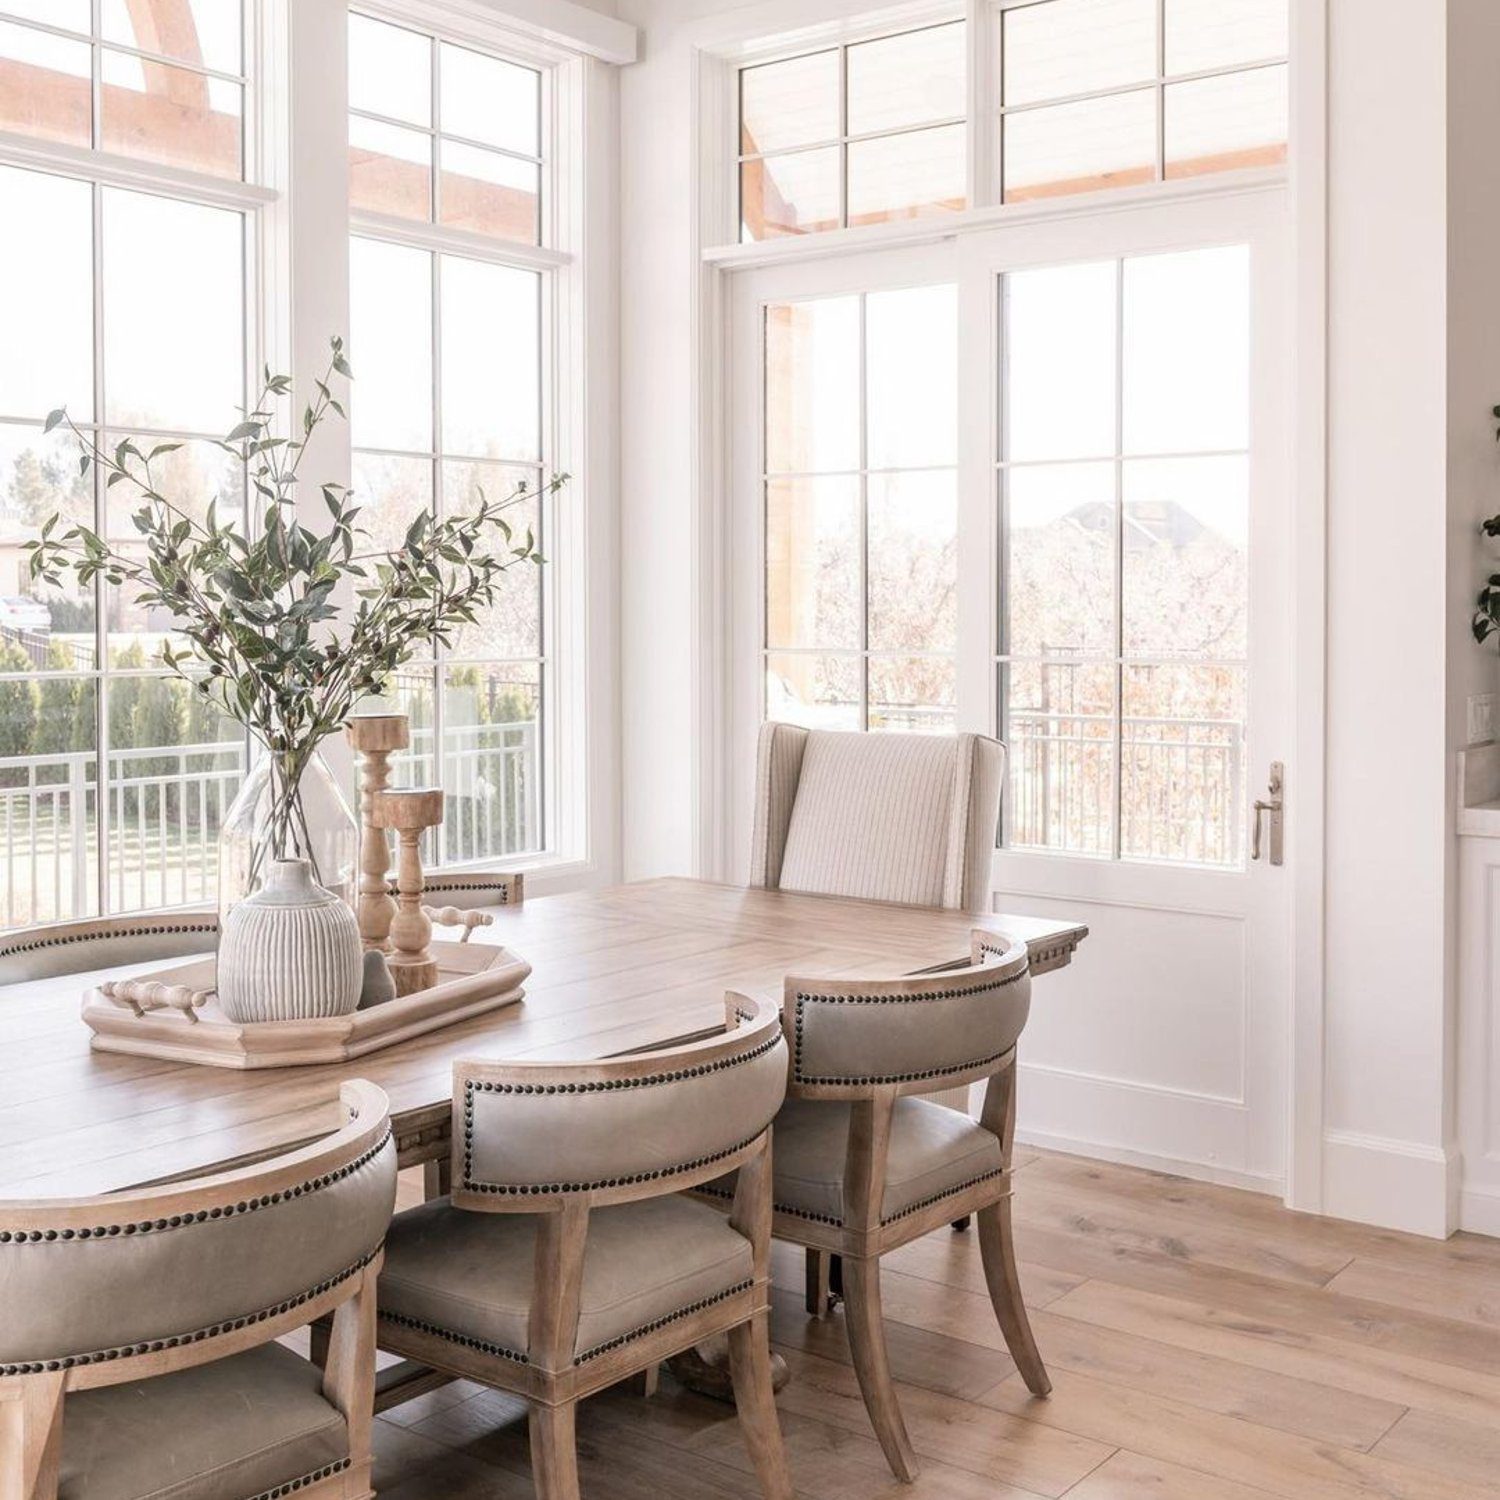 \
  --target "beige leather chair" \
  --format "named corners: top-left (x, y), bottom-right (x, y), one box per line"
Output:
top-left (374, 996), bottom-right (793, 1500)
top-left (710, 933), bottom-right (1046, 1483)
top-left (0, 1079), bottom-right (397, 1500)
top-left (0, 912), bottom-right (219, 987)
top-left (749, 724), bottom-right (1005, 914)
